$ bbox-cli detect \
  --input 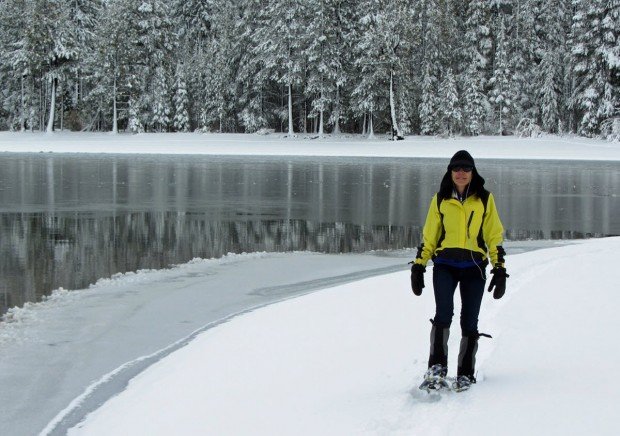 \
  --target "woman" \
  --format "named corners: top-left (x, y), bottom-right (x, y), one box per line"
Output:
top-left (410, 150), bottom-right (508, 391)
